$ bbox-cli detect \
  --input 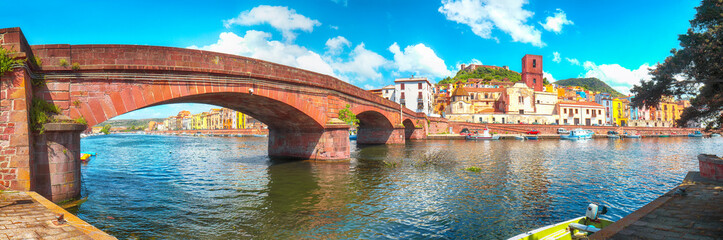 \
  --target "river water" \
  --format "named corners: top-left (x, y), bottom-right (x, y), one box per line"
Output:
top-left (74, 134), bottom-right (721, 239)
